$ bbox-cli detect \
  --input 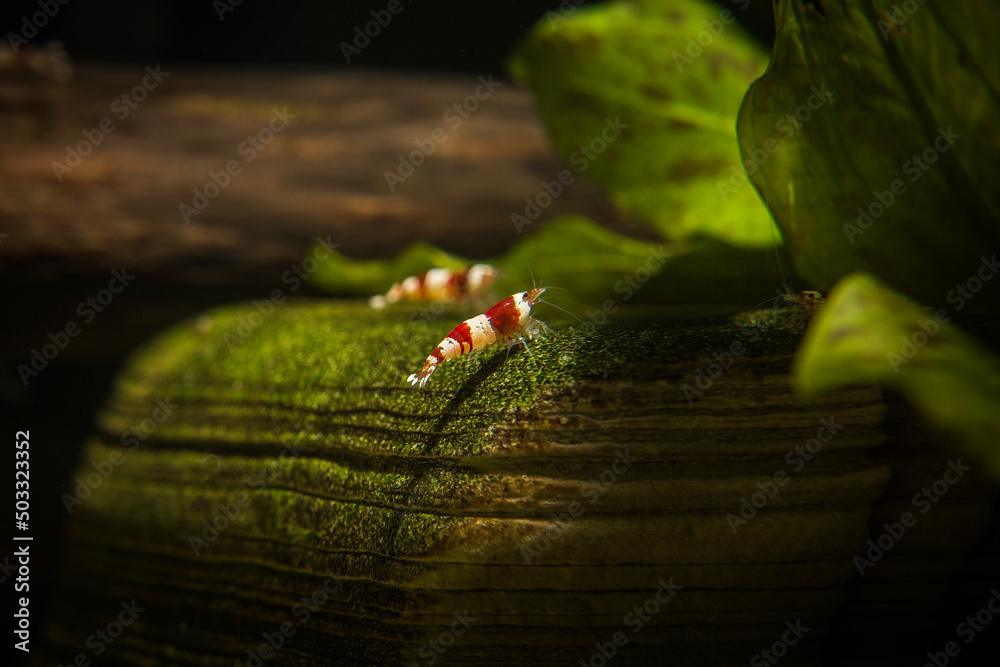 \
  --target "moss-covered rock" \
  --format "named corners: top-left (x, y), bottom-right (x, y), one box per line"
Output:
top-left (45, 299), bottom-right (991, 666)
